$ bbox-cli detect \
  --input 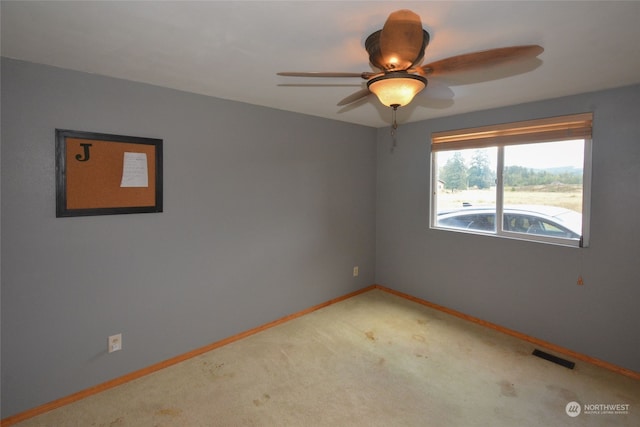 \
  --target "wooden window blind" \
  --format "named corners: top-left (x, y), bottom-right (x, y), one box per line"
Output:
top-left (431, 113), bottom-right (593, 152)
